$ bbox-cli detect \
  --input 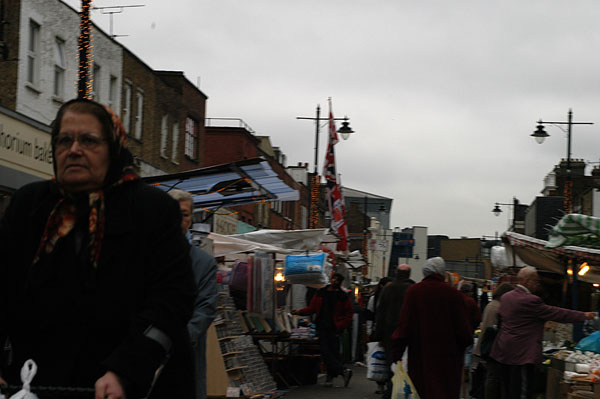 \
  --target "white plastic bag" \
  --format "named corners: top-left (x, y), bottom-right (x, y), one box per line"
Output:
top-left (9, 359), bottom-right (38, 399)
top-left (366, 341), bottom-right (388, 381)
top-left (391, 361), bottom-right (420, 399)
